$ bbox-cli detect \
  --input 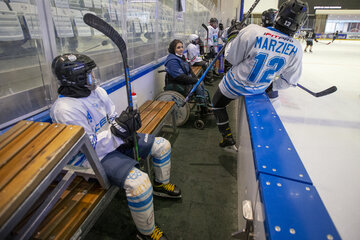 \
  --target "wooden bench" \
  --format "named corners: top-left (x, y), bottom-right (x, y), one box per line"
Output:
top-left (0, 100), bottom-right (175, 240)
top-left (191, 65), bottom-right (203, 78)
top-left (0, 121), bottom-right (109, 239)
